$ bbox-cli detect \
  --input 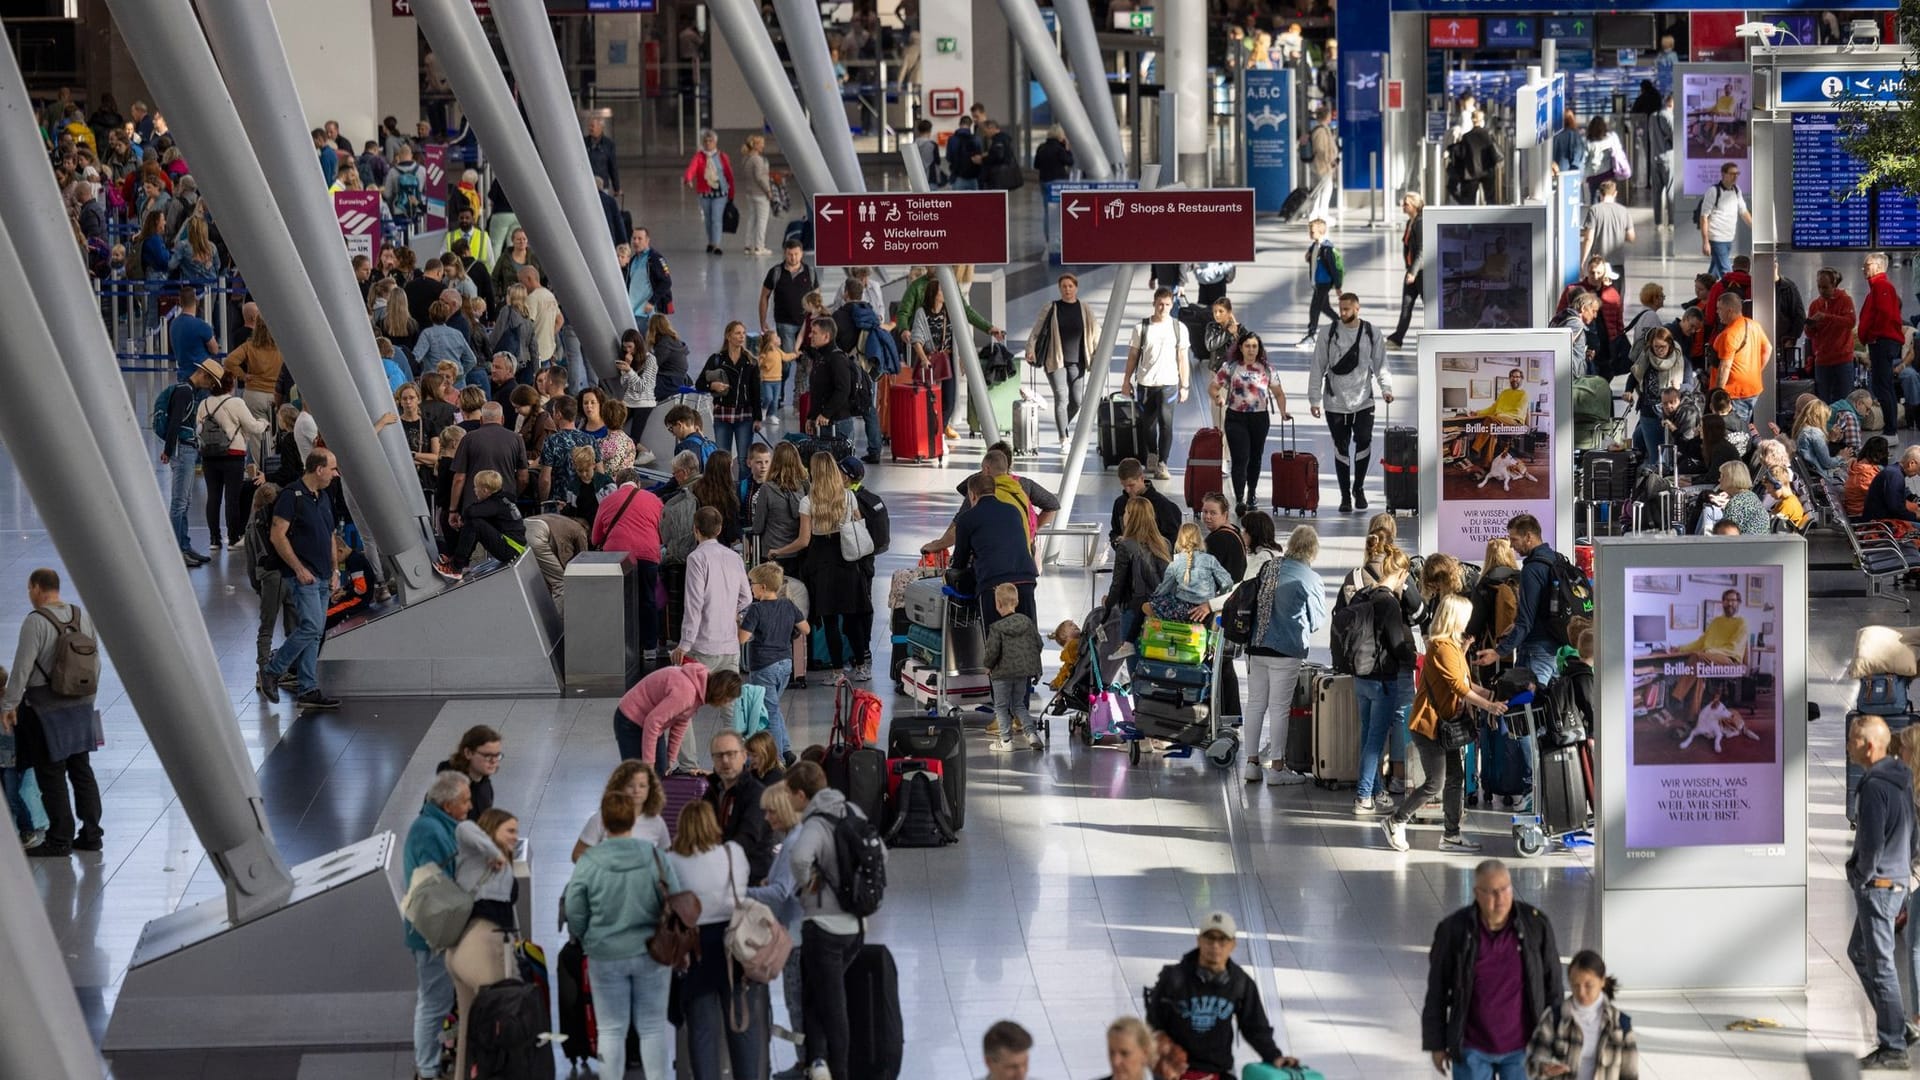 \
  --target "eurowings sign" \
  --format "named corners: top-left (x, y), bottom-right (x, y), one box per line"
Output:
top-left (1778, 69), bottom-right (1912, 108)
